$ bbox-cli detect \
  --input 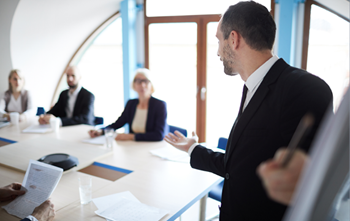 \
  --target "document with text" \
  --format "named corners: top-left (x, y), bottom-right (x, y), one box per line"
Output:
top-left (22, 125), bottom-right (52, 133)
top-left (95, 197), bottom-right (169, 221)
top-left (3, 160), bottom-right (63, 219)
